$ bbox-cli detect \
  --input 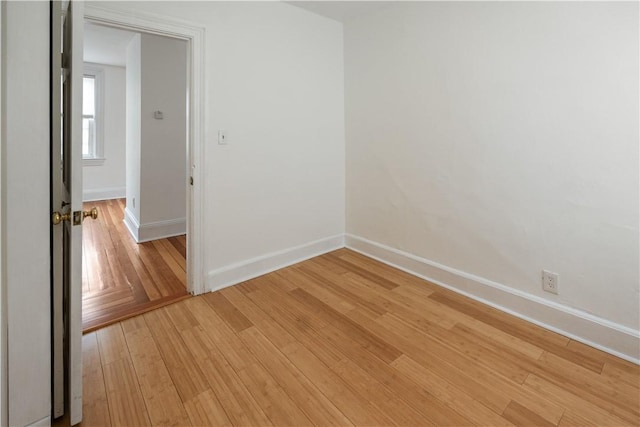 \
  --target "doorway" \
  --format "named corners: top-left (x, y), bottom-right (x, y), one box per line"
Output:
top-left (83, 4), bottom-right (207, 304)
top-left (81, 22), bottom-right (191, 331)
top-left (51, 4), bottom-right (205, 424)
